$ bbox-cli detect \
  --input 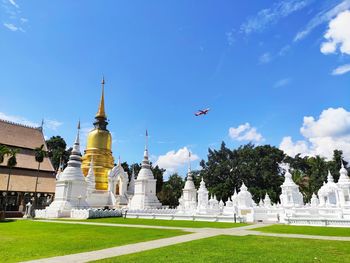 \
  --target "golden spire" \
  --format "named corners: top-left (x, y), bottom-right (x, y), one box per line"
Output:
top-left (95, 76), bottom-right (107, 119)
